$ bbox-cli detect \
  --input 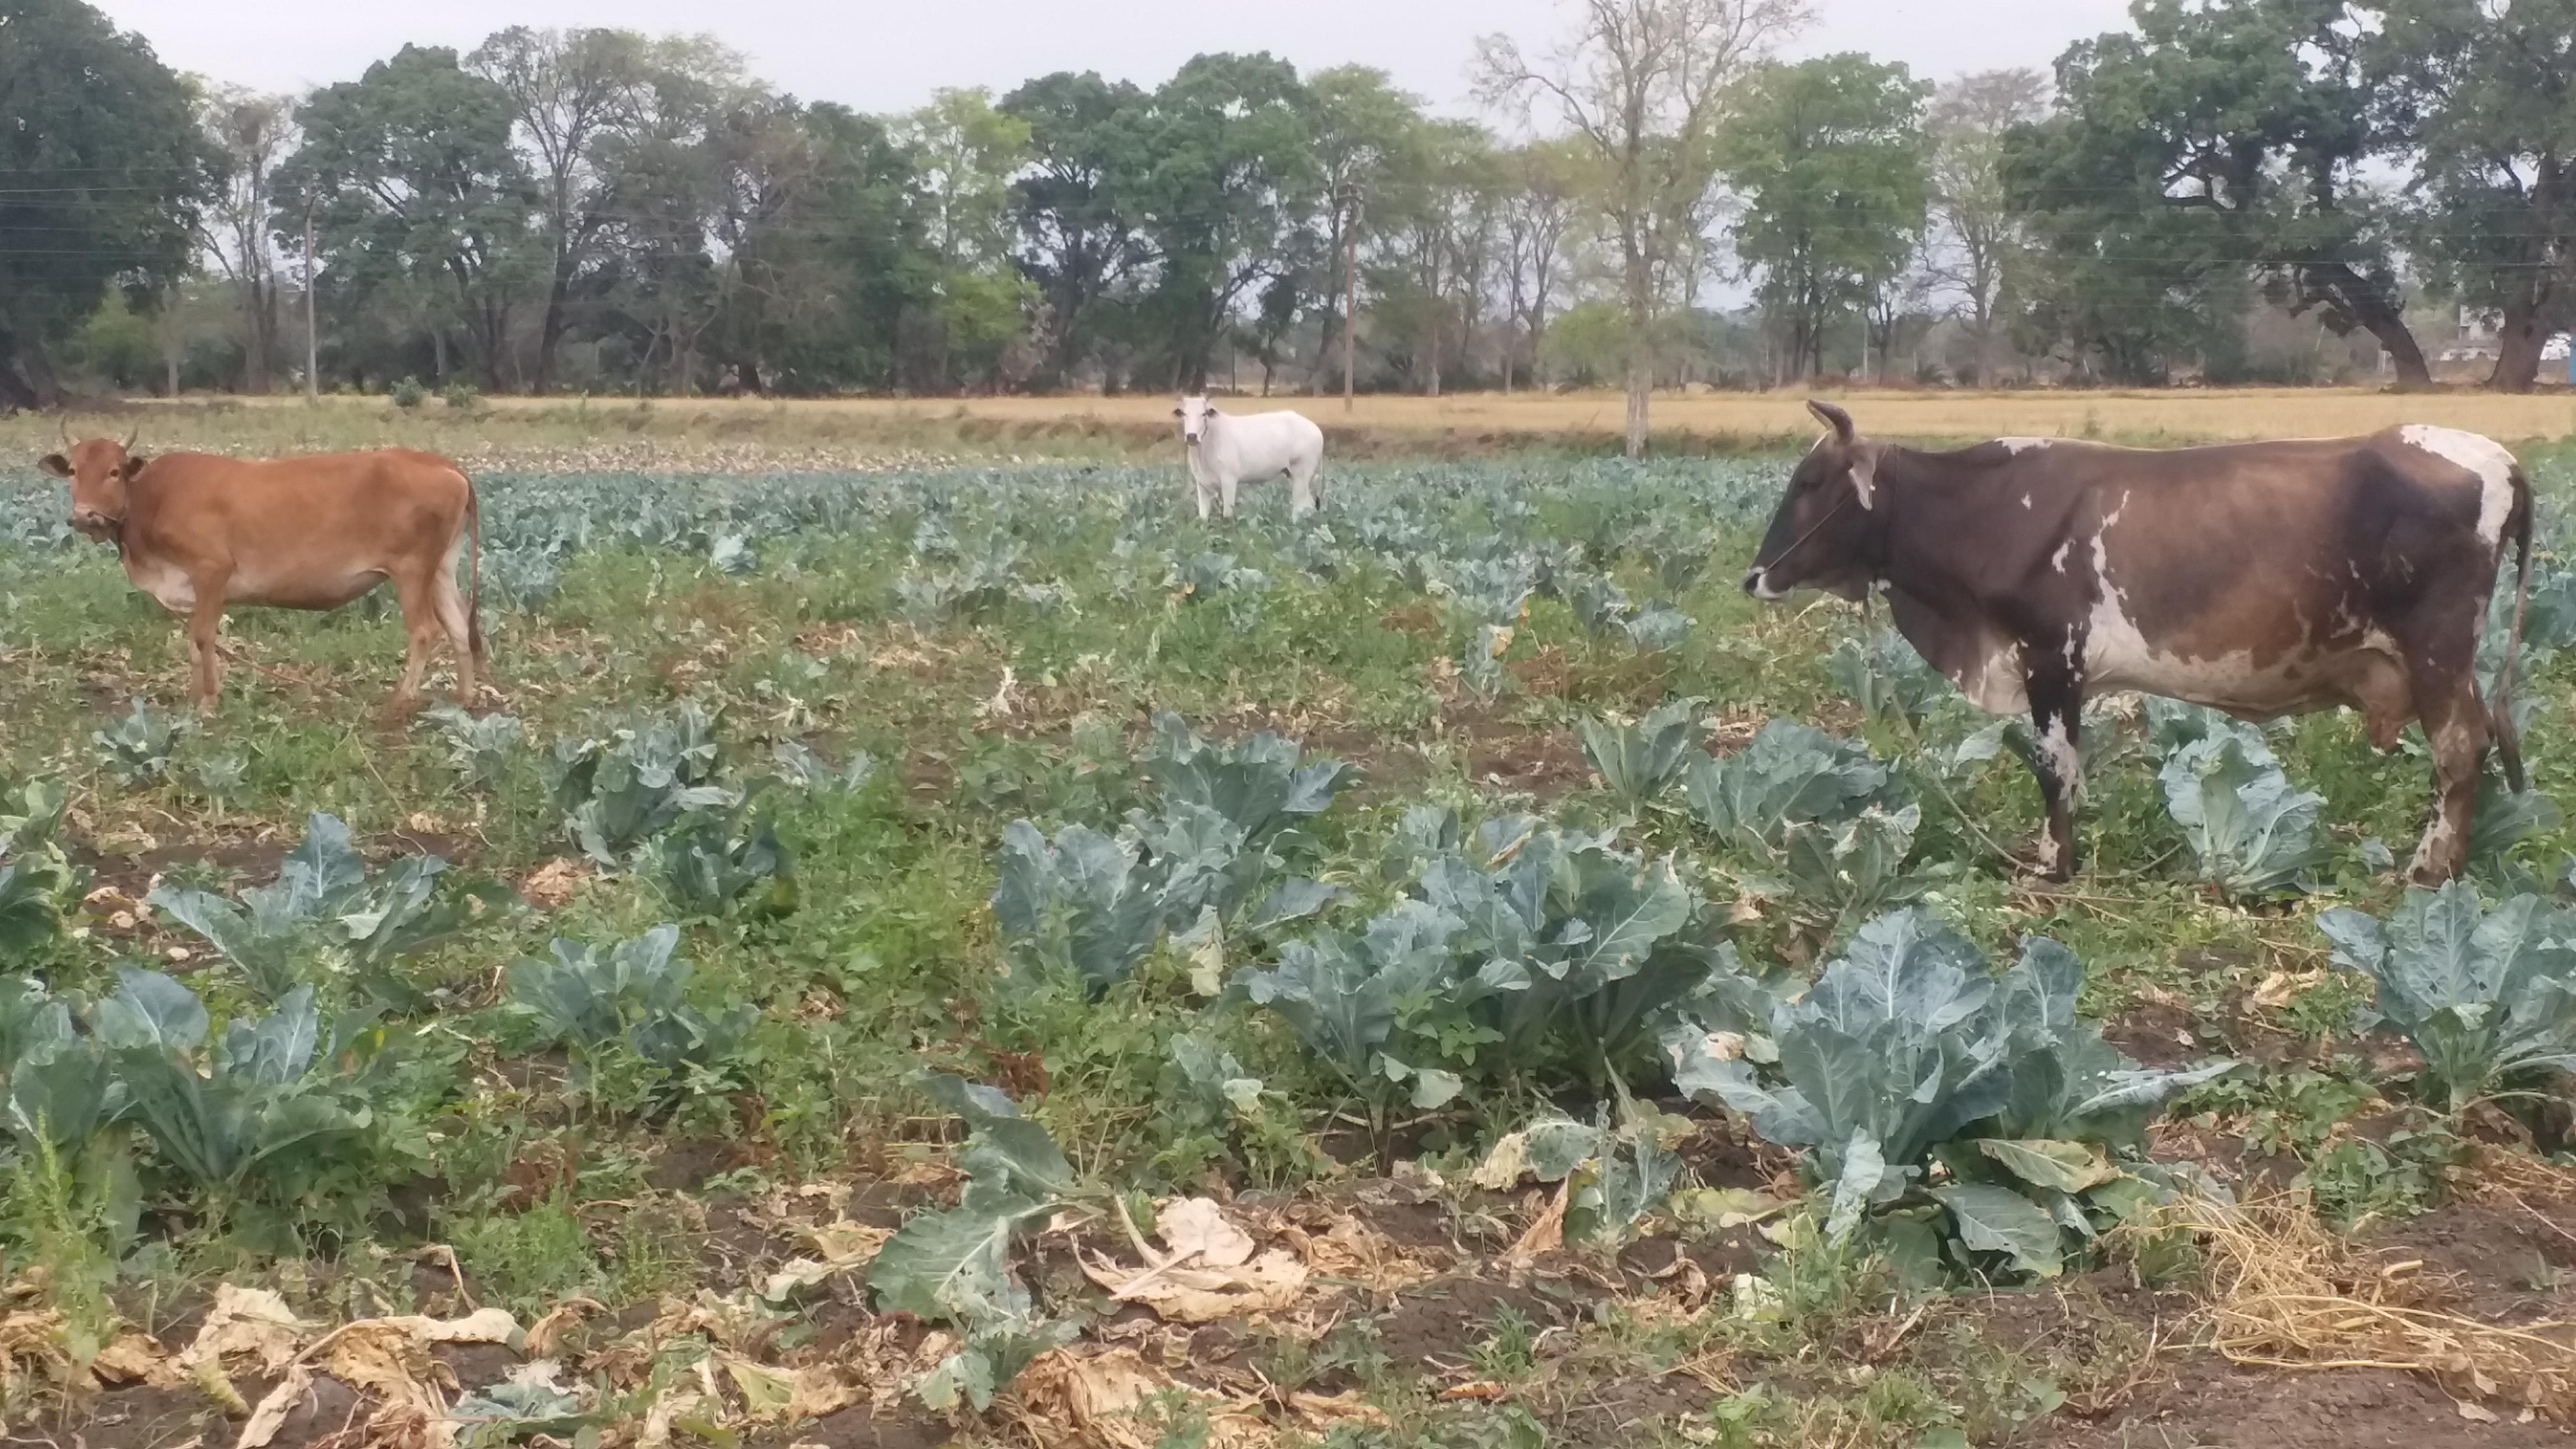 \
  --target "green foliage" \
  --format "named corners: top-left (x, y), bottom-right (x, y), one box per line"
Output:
top-left (869, 1073), bottom-right (1080, 1411)
top-left (1684, 721), bottom-right (1935, 927)
top-left (505, 925), bottom-right (757, 1100)
top-left (988, 716), bottom-right (1352, 993)
top-left (2156, 718), bottom-right (2328, 897)
top-left (2317, 882), bottom-right (2576, 1114)
top-left (545, 702), bottom-right (736, 864)
top-left (771, 740), bottom-right (878, 794)
top-left (1718, 54), bottom-right (1931, 378)
top-left (89, 968), bottom-right (417, 1230)
top-left (1476, 1106), bottom-right (1684, 1248)
top-left (992, 822), bottom-right (1168, 993)
top-left (1249, 812), bottom-right (1725, 1123)
top-left (280, 45), bottom-right (536, 389)
top-left (94, 698), bottom-right (186, 787)
top-left (2002, 0), bottom-right (2420, 385)
top-left (1829, 631), bottom-right (1950, 726)
top-left (0, 778), bottom-right (78, 952)
top-left (655, 802), bottom-right (798, 920)
top-left (1668, 909), bottom-right (2232, 1278)
top-left (425, 705), bottom-right (525, 787)
top-left (0, 0), bottom-right (206, 377)
top-left (1576, 697), bottom-right (1704, 806)
top-left (1685, 721), bottom-right (1900, 854)
top-left (146, 812), bottom-right (501, 1005)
